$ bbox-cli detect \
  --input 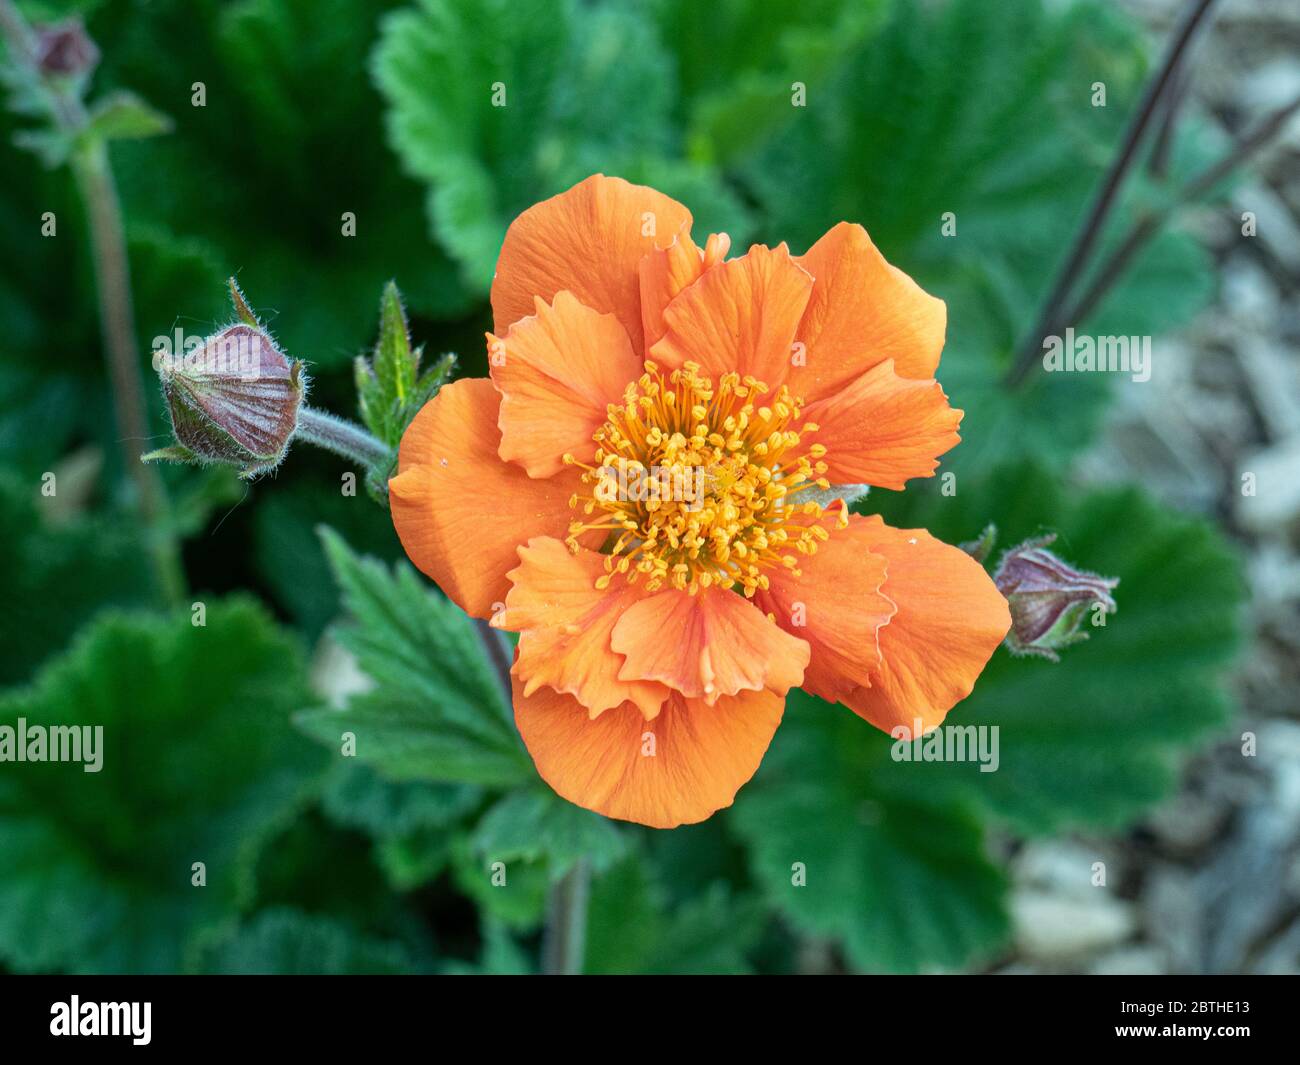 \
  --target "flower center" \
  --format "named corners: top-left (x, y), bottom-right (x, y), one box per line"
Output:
top-left (563, 361), bottom-right (842, 597)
